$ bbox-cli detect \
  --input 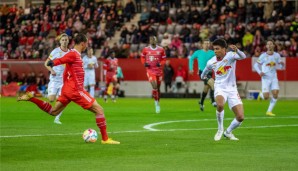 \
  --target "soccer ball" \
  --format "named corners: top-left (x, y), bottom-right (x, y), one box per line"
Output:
top-left (82, 129), bottom-right (98, 143)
